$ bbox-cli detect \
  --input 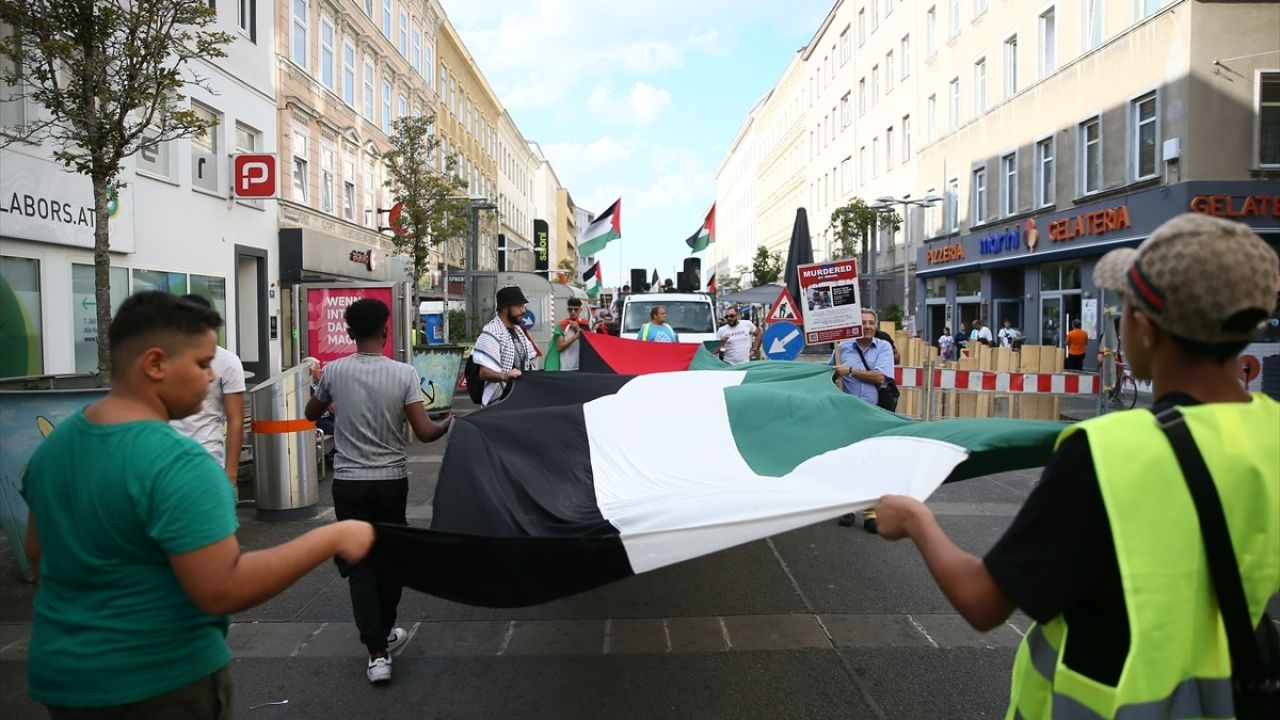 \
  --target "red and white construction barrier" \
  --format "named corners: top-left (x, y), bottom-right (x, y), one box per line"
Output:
top-left (893, 368), bottom-right (1101, 395)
